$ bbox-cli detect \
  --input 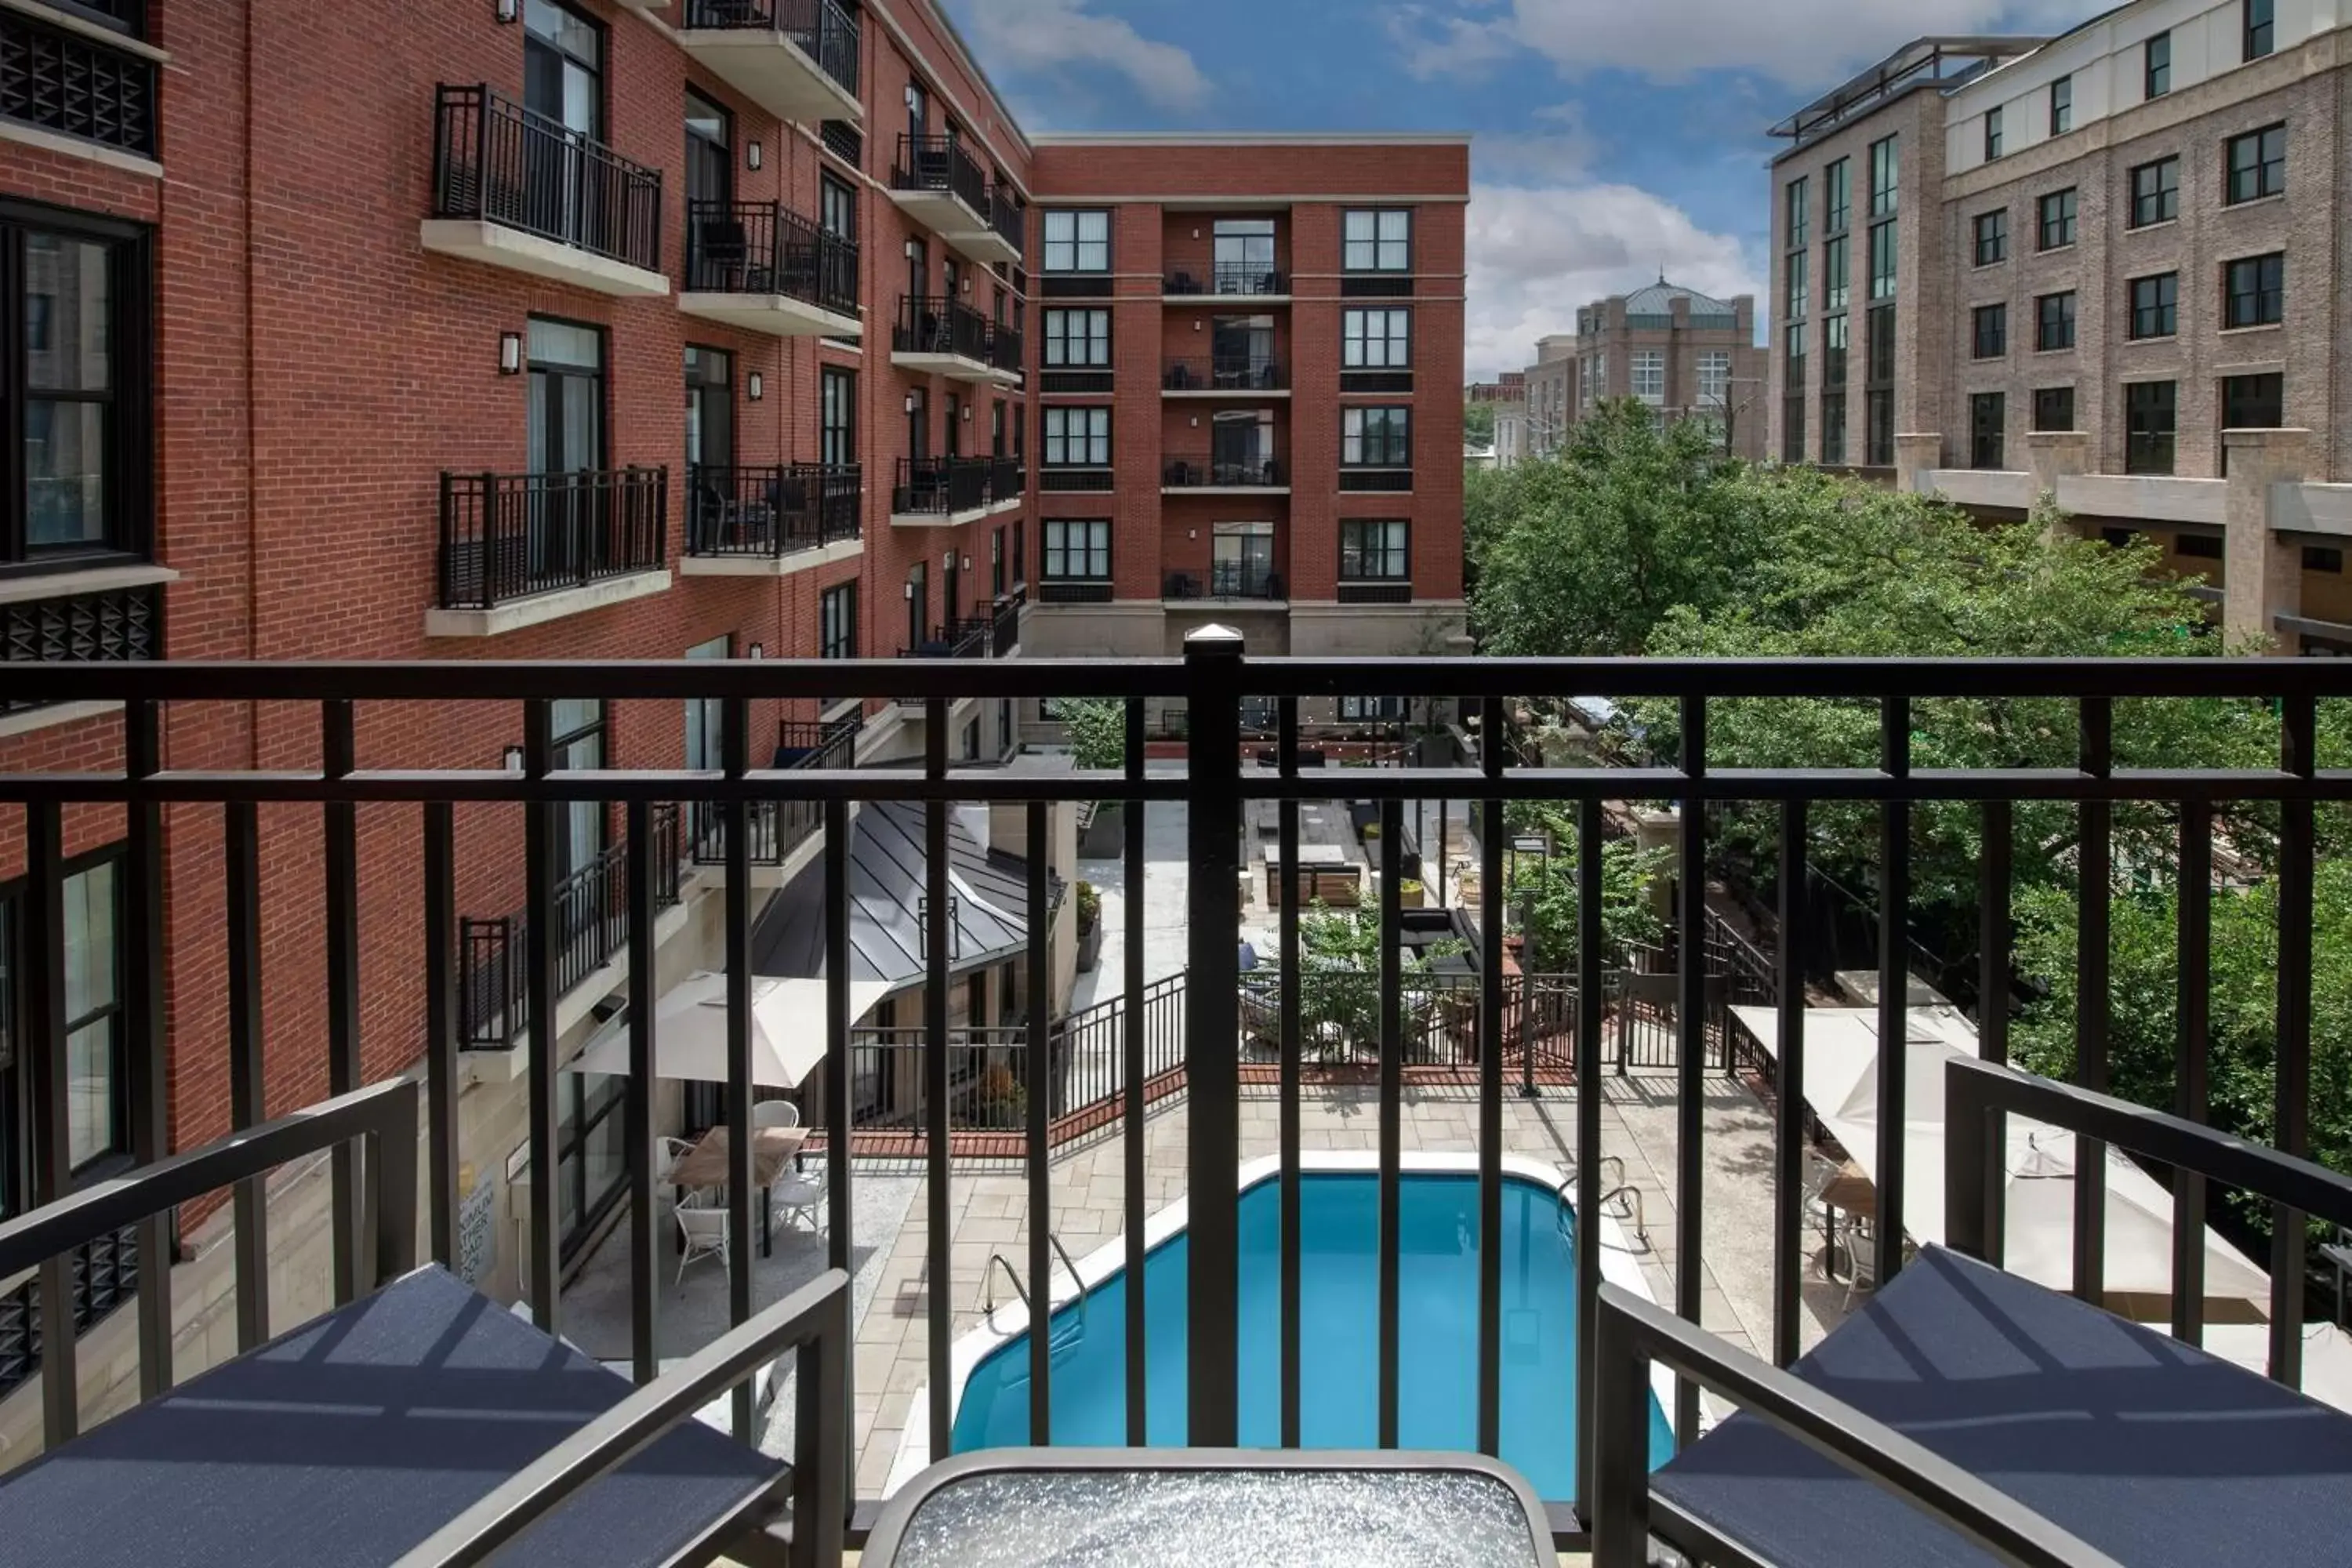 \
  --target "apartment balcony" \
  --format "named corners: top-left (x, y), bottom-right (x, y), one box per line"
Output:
top-left (1167, 563), bottom-right (1285, 604)
top-left (964, 185), bottom-right (1028, 268)
top-left (986, 456), bottom-right (1025, 514)
top-left (423, 85), bottom-right (667, 298)
top-left (888, 134), bottom-right (993, 248)
top-left (673, 0), bottom-right (862, 123)
top-left (889, 456), bottom-right (992, 527)
top-left (682, 462), bottom-right (862, 575)
top-left (1163, 356), bottom-right (1287, 397)
top-left (989, 319), bottom-right (1025, 383)
top-left (9, 651), bottom-right (2350, 1564)
top-left (684, 715), bottom-right (862, 878)
top-left (1163, 264), bottom-right (1290, 303)
top-left (891, 295), bottom-right (1000, 383)
top-left (0, 4), bottom-right (160, 171)
top-left (1337, 577), bottom-right (1414, 605)
top-left (1161, 452), bottom-right (1290, 494)
top-left (430, 466), bottom-right (670, 636)
top-left (680, 200), bottom-right (860, 337)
